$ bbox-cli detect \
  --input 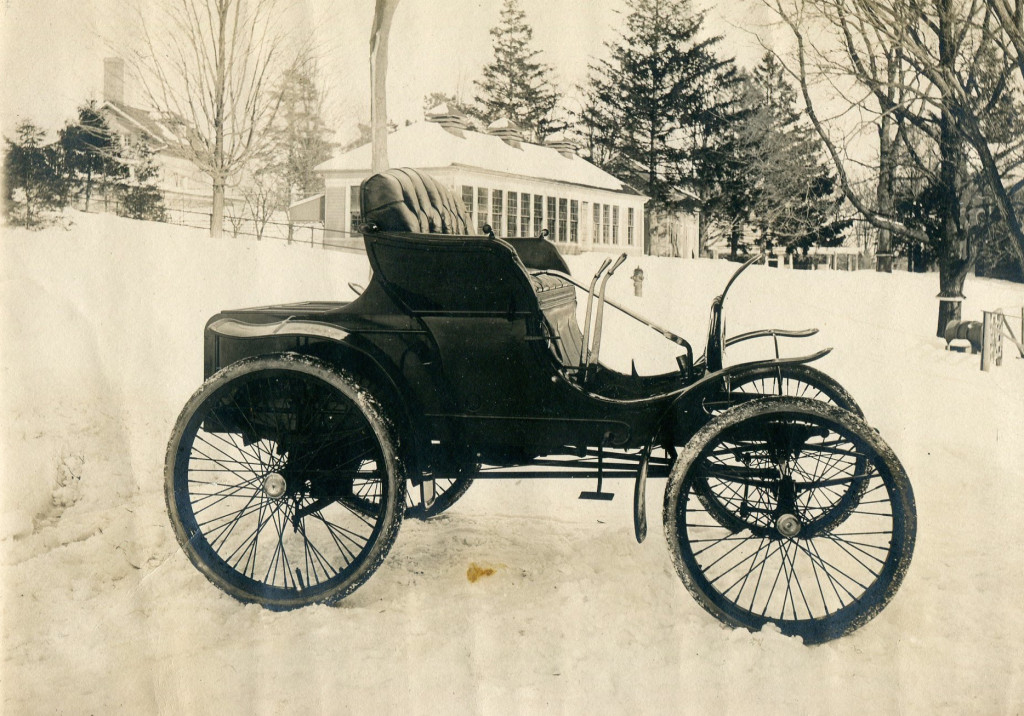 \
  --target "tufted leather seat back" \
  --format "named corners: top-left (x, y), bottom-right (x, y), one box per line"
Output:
top-left (360, 167), bottom-right (473, 234)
